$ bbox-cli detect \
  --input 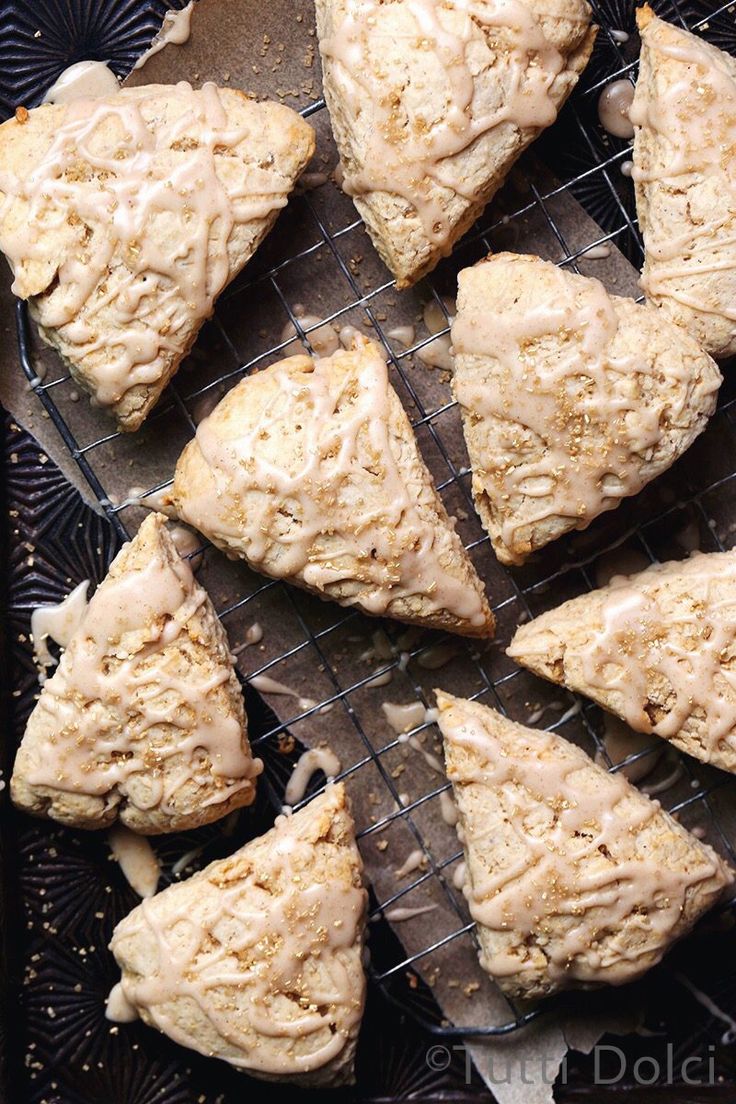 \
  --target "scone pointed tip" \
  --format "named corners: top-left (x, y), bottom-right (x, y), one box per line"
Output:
top-left (636, 4), bottom-right (657, 31)
top-left (433, 689), bottom-right (456, 714)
